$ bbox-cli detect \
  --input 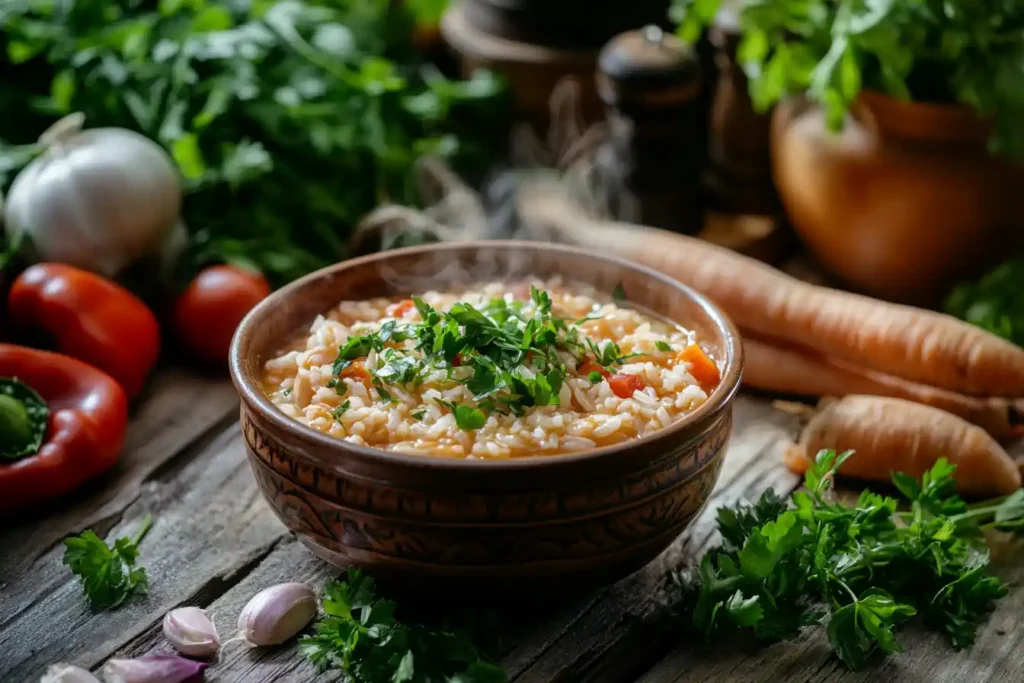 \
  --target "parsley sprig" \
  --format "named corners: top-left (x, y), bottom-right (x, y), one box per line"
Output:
top-left (63, 515), bottom-right (153, 611)
top-left (330, 286), bottom-right (631, 428)
top-left (677, 451), bottom-right (1024, 669)
top-left (300, 568), bottom-right (507, 683)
